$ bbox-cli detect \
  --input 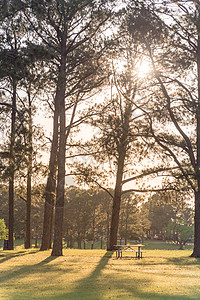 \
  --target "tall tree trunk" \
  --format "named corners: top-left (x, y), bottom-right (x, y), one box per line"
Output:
top-left (78, 232), bottom-right (82, 249)
top-left (41, 24), bottom-right (70, 251)
top-left (8, 176), bottom-right (14, 250)
top-left (108, 153), bottom-right (126, 251)
top-left (35, 235), bottom-right (38, 248)
top-left (25, 91), bottom-right (32, 249)
top-left (106, 211), bottom-right (110, 249)
top-left (191, 19), bottom-right (200, 257)
top-left (101, 236), bottom-right (103, 249)
top-left (191, 191), bottom-right (200, 257)
top-left (125, 199), bottom-right (130, 245)
top-left (40, 104), bottom-right (59, 250)
top-left (25, 162), bottom-right (32, 248)
top-left (84, 238), bottom-right (86, 249)
top-left (51, 42), bottom-right (67, 256)
top-left (8, 81), bottom-right (16, 250)
top-left (51, 98), bottom-right (66, 256)
top-left (92, 208), bottom-right (96, 246)
top-left (107, 98), bottom-right (133, 251)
